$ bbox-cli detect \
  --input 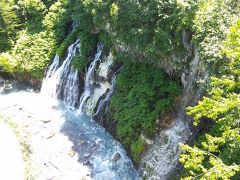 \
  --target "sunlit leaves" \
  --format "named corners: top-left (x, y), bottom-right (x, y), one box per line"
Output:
top-left (110, 3), bottom-right (118, 18)
top-left (0, 53), bottom-right (15, 72)
top-left (180, 144), bottom-right (240, 179)
top-left (0, 0), bottom-right (71, 78)
top-left (0, 0), bottom-right (22, 51)
top-left (11, 30), bottom-right (56, 77)
top-left (181, 20), bottom-right (240, 179)
top-left (193, 0), bottom-right (240, 65)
